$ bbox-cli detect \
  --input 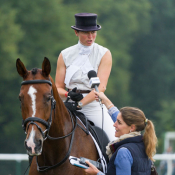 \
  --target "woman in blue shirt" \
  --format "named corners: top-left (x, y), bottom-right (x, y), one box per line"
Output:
top-left (84, 91), bottom-right (157, 175)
